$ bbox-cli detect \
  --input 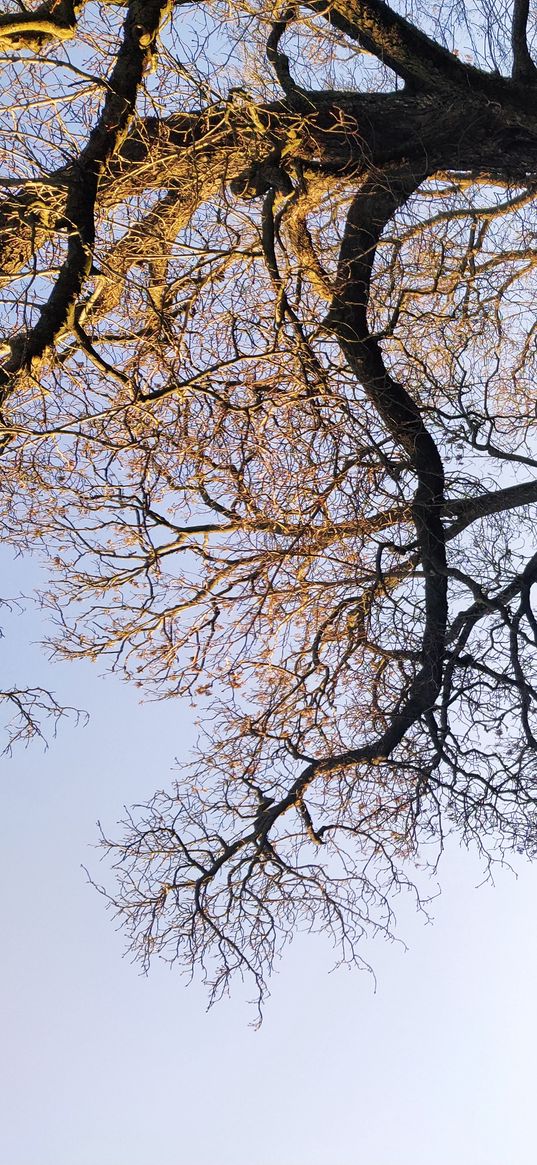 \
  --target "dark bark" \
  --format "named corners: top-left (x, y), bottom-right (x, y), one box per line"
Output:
top-left (3, 82), bottom-right (537, 291)
top-left (511, 0), bottom-right (537, 83)
top-left (0, 0), bottom-right (170, 397)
